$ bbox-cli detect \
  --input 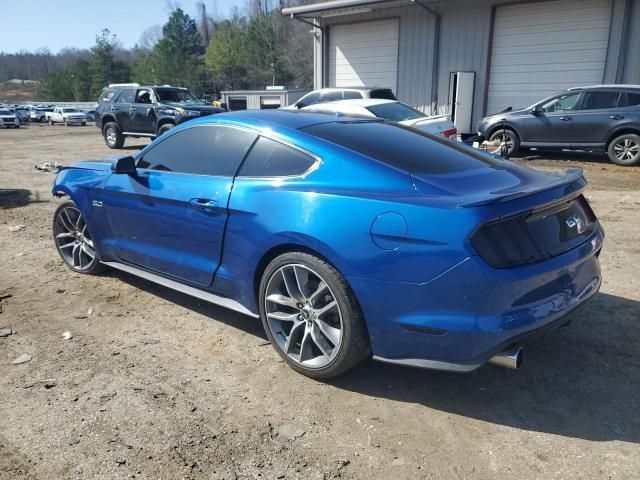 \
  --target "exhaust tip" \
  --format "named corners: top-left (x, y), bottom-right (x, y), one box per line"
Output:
top-left (488, 346), bottom-right (523, 370)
